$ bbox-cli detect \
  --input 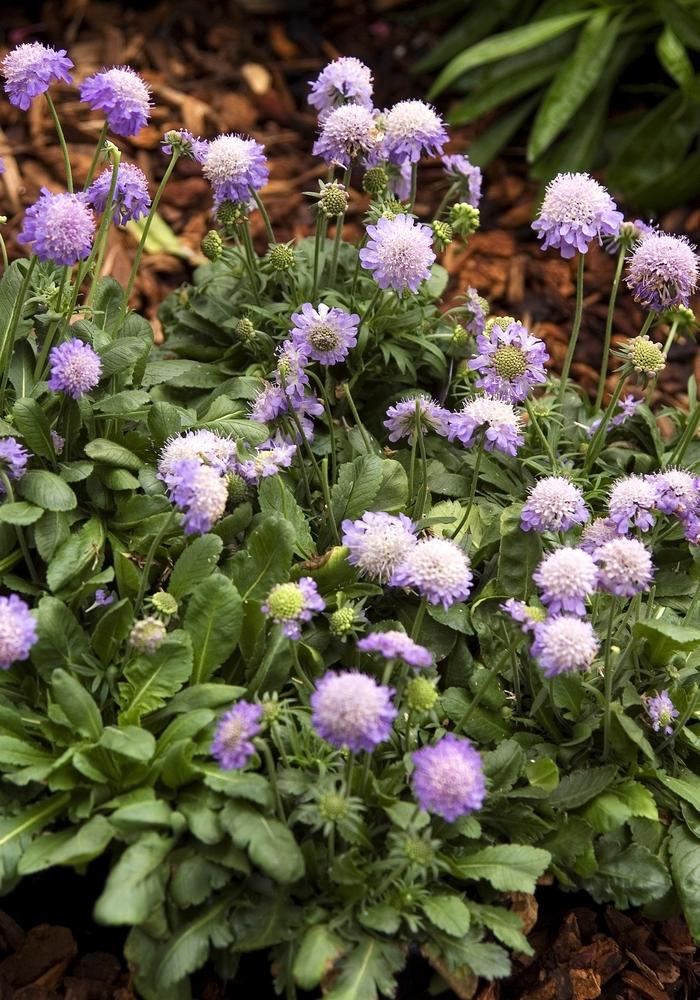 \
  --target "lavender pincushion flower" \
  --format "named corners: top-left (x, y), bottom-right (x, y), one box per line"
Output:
top-left (0, 594), bottom-right (37, 670)
top-left (500, 598), bottom-right (545, 634)
top-left (360, 214), bottom-right (435, 294)
top-left (161, 129), bottom-right (207, 160)
top-left (533, 547), bottom-right (598, 616)
top-left (211, 701), bottom-right (262, 770)
top-left (650, 468), bottom-right (699, 516)
top-left (411, 734), bottom-right (485, 821)
top-left (290, 303), bottom-right (359, 365)
top-left (608, 474), bottom-right (659, 534)
top-left (442, 154), bottom-right (482, 208)
top-left (384, 394), bottom-right (449, 442)
top-left (238, 438), bottom-right (296, 484)
top-left (311, 670), bottom-right (396, 752)
top-left (645, 690), bottom-right (679, 735)
top-left (532, 172), bottom-right (623, 259)
top-left (448, 396), bottom-right (523, 457)
top-left (308, 57), bottom-right (373, 113)
top-left (80, 66), bottom-right (151, 136)
top-left (626, 231), bottom-right (698, 310)
top-left (382, 100), bottom-right (448, 164)
top-left (157, 429), bottom-right (237, 479)
top-left (522, 477), bottom-right (588, 533)
top-left (594, 536), bottom-right (653, 597)
top-left (2, 42), bottom-right (73, 110)
top-left (357, 630), bottom-right (432, 669)
top-left (250, 381), bottom-right (288, 424)
top-left (612, 394), bottom-right (642, 427)
top-left (262, 578), bottom-right (325, 639)
top-left (18, 189), bottom-right (95, 265)
top-left (200, 133), bottom-right (269, 205)
top-left (531, 615), bottom-right (599, 678)
top-left (0, 437), bottom-right (29, 491)
top-left (165, 458), bottom-right (228, 535)
top-left (276, 341), bottom-right (310, 400)
top-left (463, 287), bottom-right (487, 337)
top-left (47, 339), bottom-right (102, 399)
top-left (469, 321), bottom-right (548, 402)
top-left (391, 536), bottom-right (472, 609)
top-left (88, 162), bottom-right (151, 224)
top-left (313, 104), bottom-right (379, 167)
top-left (342, 511), bottom-right (417, 584)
